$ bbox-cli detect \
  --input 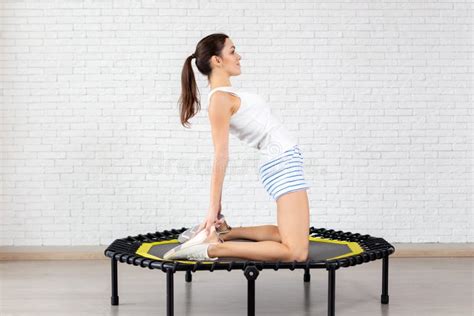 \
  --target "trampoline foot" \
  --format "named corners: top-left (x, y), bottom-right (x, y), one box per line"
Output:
top-left (111, 258), bottom-right (119, 306)
top-left (381, 294), bottom-right (389, 304)
top-left (111, 296), bottom-right (119, 306)
top-left (304, 268), bottom-right (311, 282)
top-left (185, 270), bottom-right (192, 283)
top-left (166, 268), bottom-right (174, 316)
